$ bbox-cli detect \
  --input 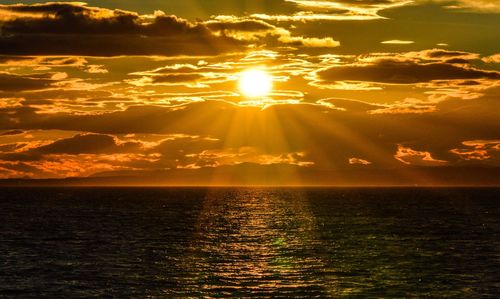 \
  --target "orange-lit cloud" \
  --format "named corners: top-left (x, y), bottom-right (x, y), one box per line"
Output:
top-left (349, 157), bottom-right (372, 165)
top-left (450, 140), bottom-right (500, 162)
top-left (395, 145), bottom-right (448, 166)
